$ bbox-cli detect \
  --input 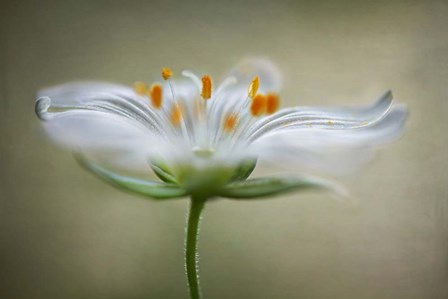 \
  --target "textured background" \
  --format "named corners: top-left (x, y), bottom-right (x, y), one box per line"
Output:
top-left (1, 0), bottom-right (447, 298)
